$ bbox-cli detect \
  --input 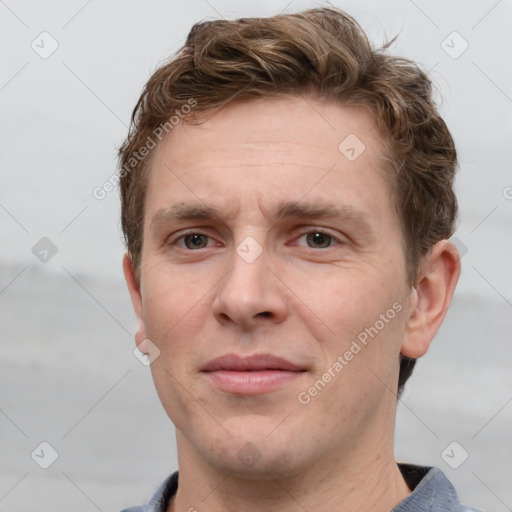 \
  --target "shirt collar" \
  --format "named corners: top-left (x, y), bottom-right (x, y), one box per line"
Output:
top-left (122, 465), bottom-right (478, 512)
